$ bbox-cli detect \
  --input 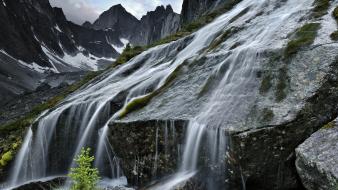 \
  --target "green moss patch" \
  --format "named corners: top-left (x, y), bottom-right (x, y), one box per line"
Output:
top-left (331, 31), bottom-right (338, 41)
top-left (285, 23), bottom-right (321, 57)
top-left (207, 27), bottom-right (242, 52)
top-left (259, 73), bottom-right (273, 95)
top-left (119, 61), bottom-right (186, 118)
top-left (331, 6), bottom-right (338, 41)
top-left (261, 108), bottom-right (274, 122)
top-left (333, 6), bottom-right (338, 21)
top-left (322, 121), bottom-right (335, 129)
top-left (115, 45), bottom-right (146, 65)
top-left (275, 67), bottom-right (289, 102)
top-left (311, 0), bottom-right (331, 18)
top-left (0, 151), bottom-right (13, 167)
